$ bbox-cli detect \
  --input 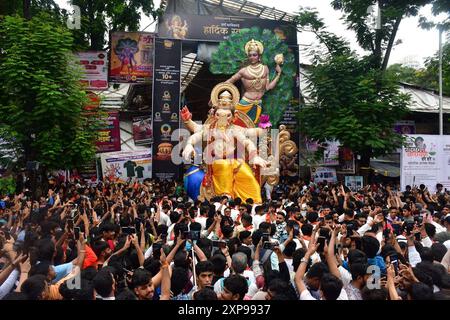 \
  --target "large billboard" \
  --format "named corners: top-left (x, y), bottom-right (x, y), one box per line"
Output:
top-left (158, 14), bottom-right (297, 45)
top-left (401, 135), bottom-right (450, 191)
top-left (109, 32), bottom-right (154, 83)
top-left (151, 38), bottom-right (182, 180)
